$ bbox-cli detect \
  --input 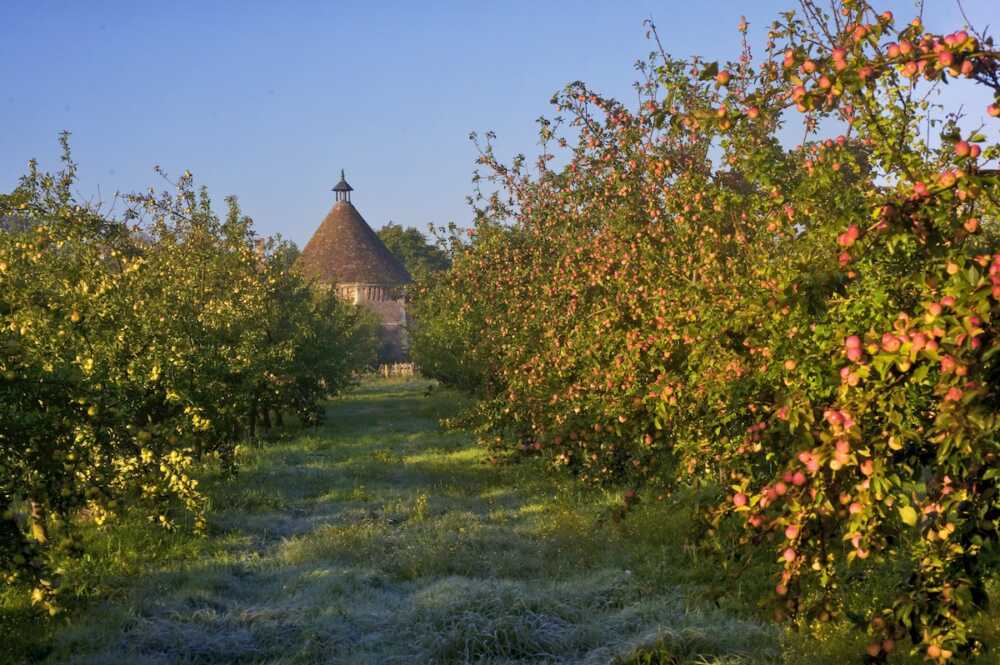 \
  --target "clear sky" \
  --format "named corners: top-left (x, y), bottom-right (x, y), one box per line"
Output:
top-left (2, 1), bottom-right (998, 247)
